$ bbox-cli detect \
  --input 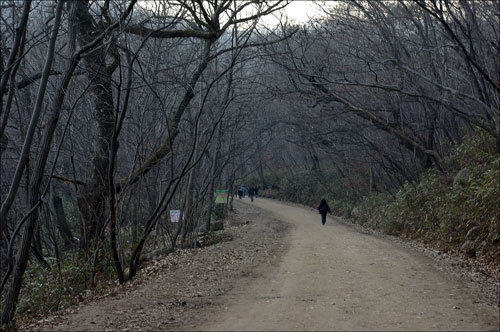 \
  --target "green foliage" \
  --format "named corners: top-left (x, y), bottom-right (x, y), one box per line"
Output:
top-left (8, 252), bottom-right (116, 326)
top-left (352, 133), bottom-right (499, 259)
top-left (277, 170), bottom-right (321, 206)
top-left (258, 167), bottom-right (360, 216)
